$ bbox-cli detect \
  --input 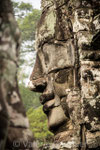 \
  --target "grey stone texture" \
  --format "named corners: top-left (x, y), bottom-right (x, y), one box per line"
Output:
top-left (0, 0), bottom-right (35, 150)
top-left (29, 0), bottom-right (100, 149)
